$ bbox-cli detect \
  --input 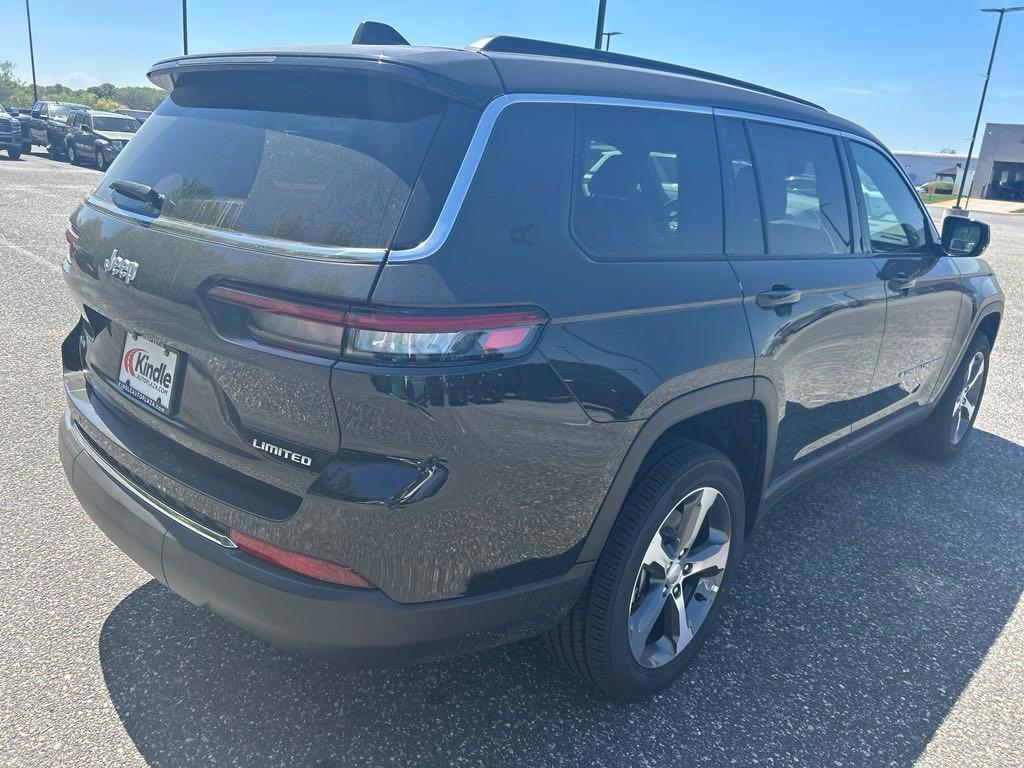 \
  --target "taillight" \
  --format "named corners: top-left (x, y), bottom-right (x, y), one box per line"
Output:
top-left (208, 285), bottom-right (346, 356)
top-left (207, 284), bottom-right (548, 364)
top-left (64, 224), bottom-right (79, 267)
top-left (343, 307), bottom-right (546, 364)
top-left (230, 528), bottom-right (373, 588)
